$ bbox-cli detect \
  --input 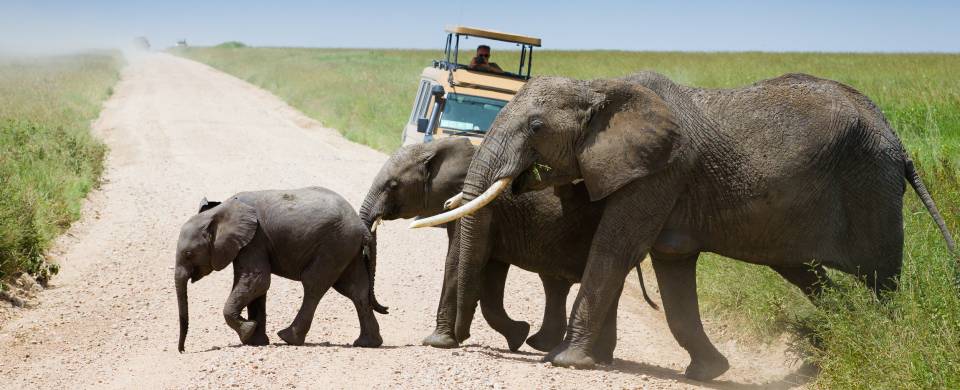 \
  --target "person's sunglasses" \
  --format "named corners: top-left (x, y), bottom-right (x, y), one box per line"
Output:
top-left (478, 54), bottom-right (490, 58)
